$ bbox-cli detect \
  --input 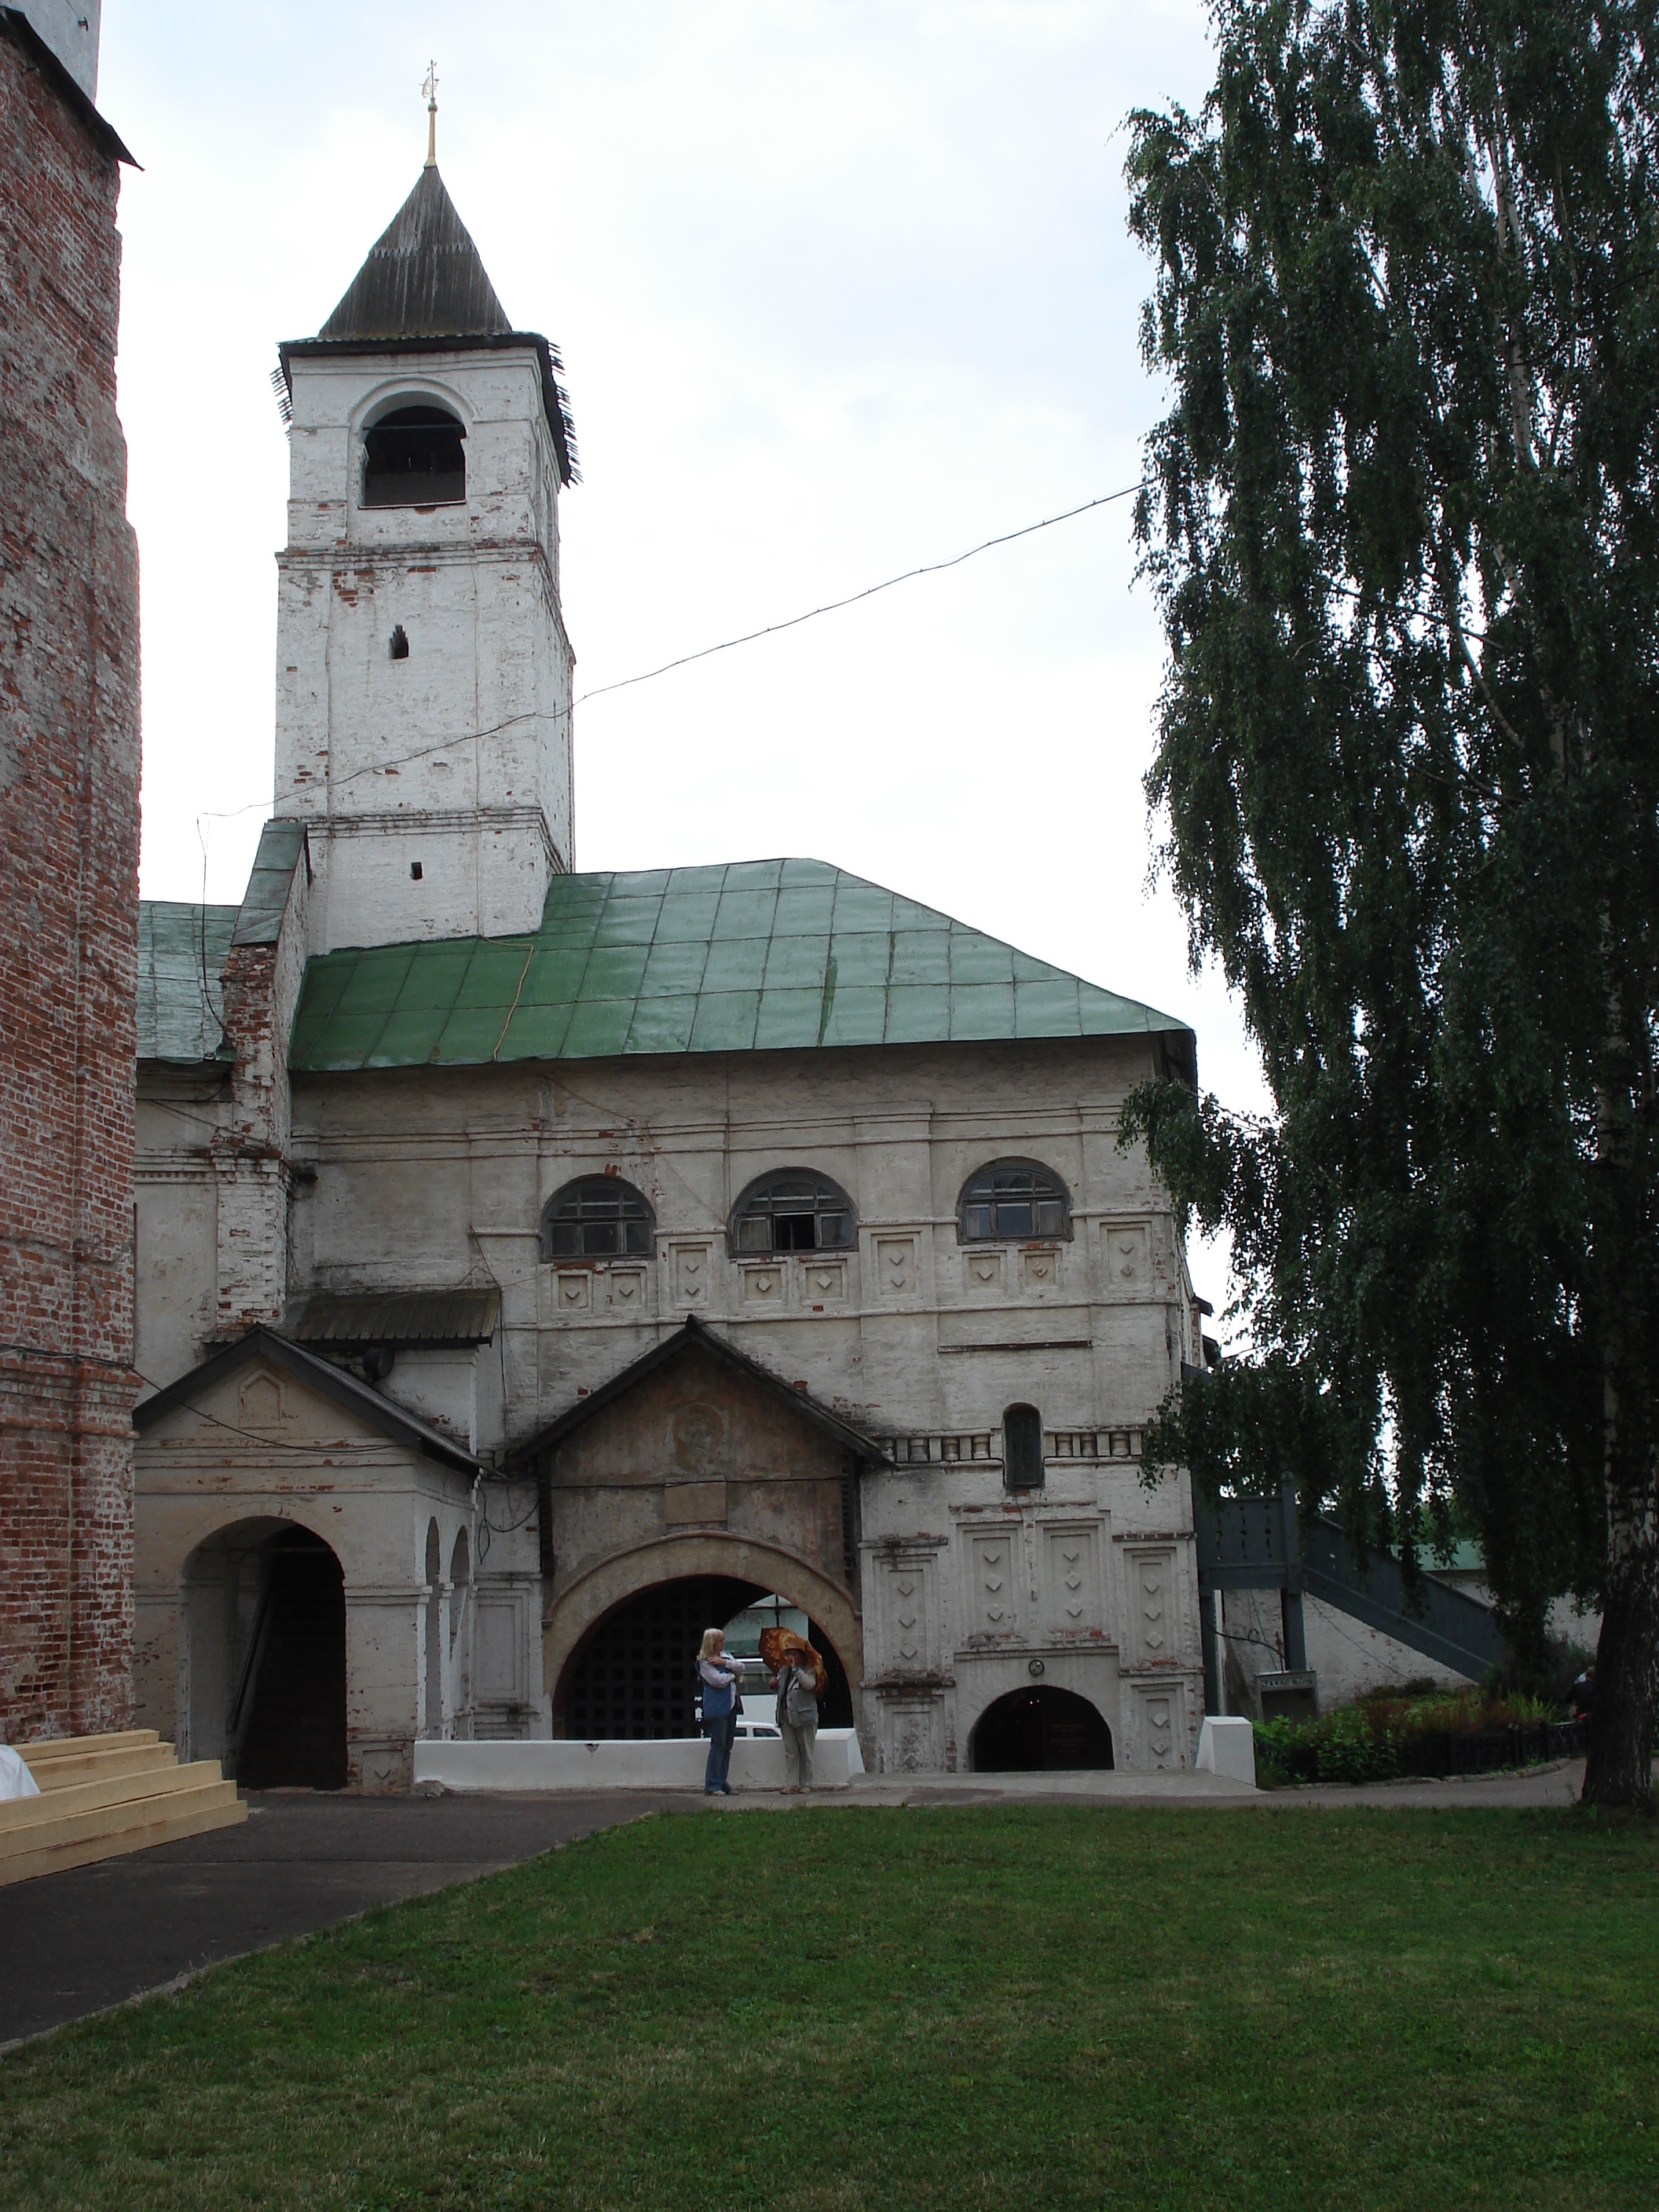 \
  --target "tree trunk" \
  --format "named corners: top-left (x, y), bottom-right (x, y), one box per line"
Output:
top-left (1581, 1466), bottom-right (1659, 1810)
